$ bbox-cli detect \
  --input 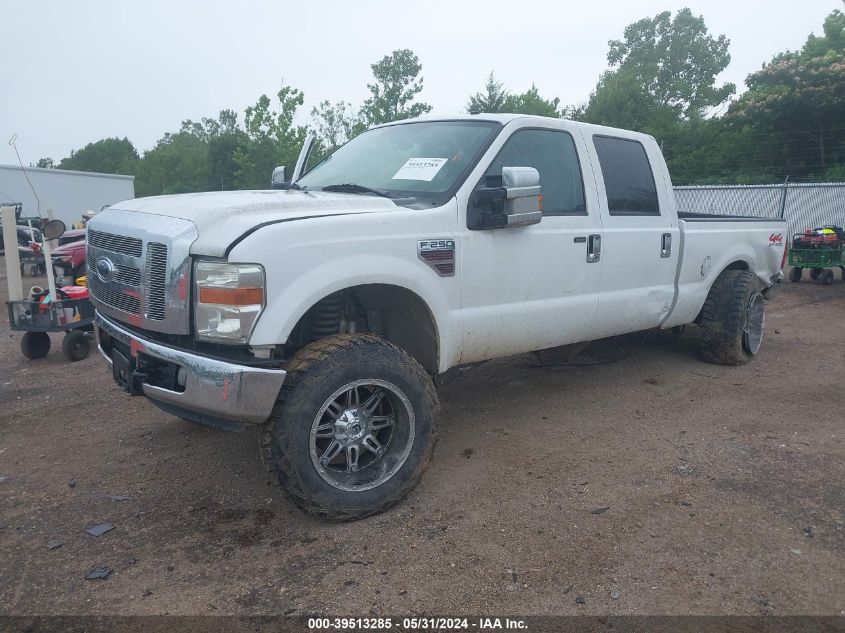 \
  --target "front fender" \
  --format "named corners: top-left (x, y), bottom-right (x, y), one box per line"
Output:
top-left (226, 210), bottom-right (461, 372)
